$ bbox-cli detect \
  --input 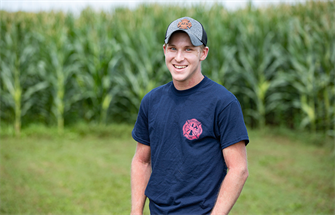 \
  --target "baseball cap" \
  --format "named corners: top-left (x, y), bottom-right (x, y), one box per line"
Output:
top-left (165, 17), bottom-right (207, 47)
